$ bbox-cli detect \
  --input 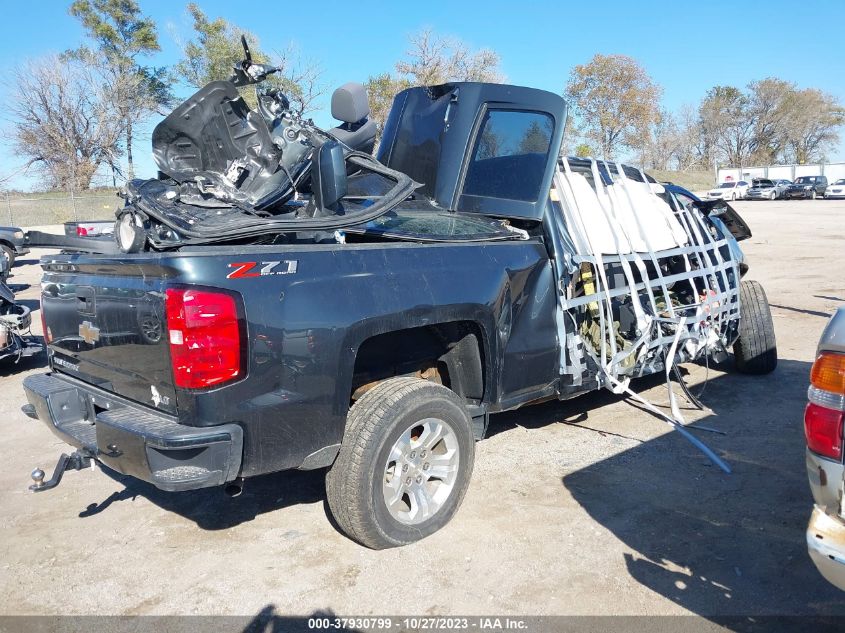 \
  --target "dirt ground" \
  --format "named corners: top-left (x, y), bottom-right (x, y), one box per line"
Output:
top-left (1, 200), bottom-right (844, 622)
